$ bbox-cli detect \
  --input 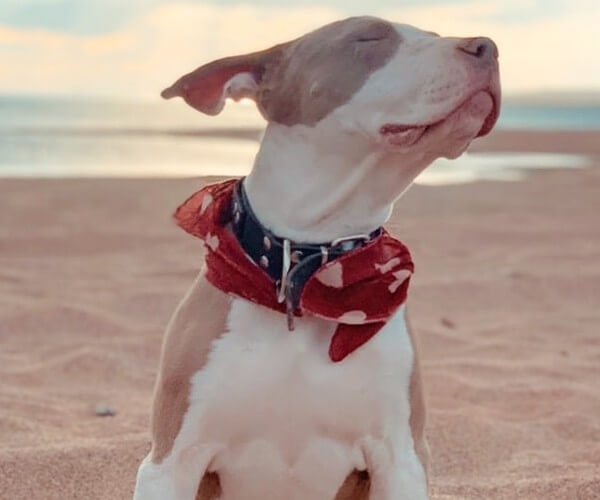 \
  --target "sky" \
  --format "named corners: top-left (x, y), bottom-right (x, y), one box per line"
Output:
top-left (0, 0), bottom-right (598, 99)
